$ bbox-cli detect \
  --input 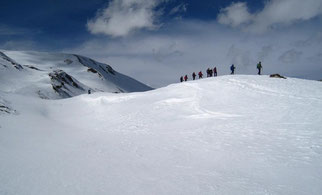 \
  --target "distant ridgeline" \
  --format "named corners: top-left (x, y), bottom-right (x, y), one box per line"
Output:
top-left (0, 50), bottom-right (152, 100)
